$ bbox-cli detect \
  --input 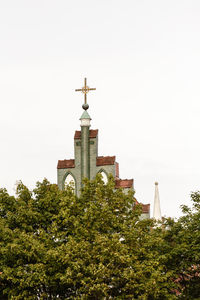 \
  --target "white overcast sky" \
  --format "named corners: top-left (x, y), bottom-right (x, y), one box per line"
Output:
top-left (0, 0), bottom-right (200, 218)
